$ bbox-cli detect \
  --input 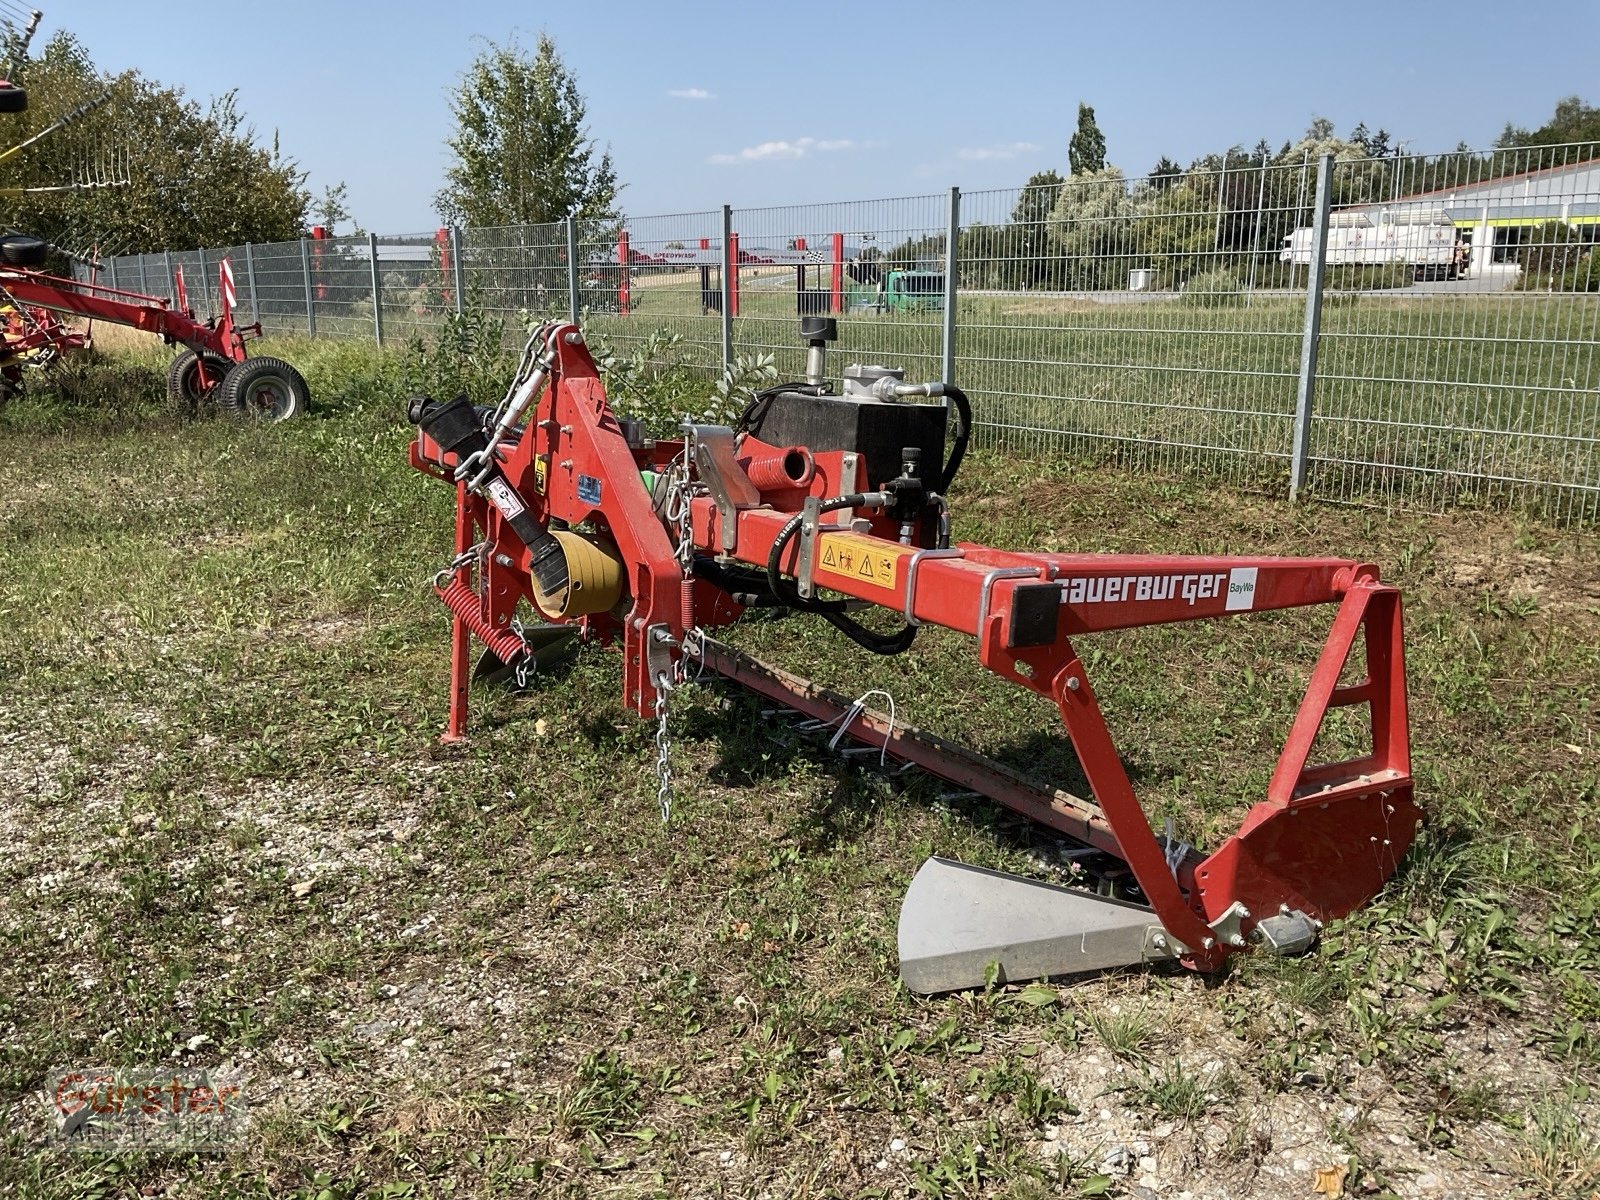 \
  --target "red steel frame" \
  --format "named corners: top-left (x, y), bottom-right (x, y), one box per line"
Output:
top-left (0, 259), bottom-right (252, 365)
top-left (409, 323), bottom-right (1421, 971)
